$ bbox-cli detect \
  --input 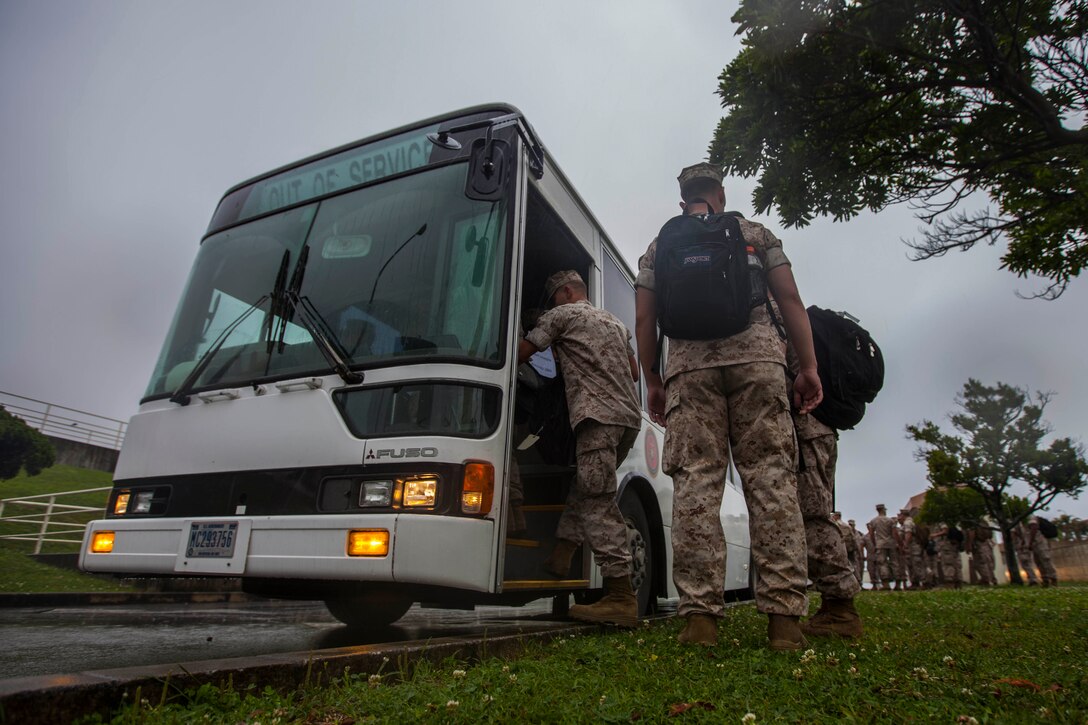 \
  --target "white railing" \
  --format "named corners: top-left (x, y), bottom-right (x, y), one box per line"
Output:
top-left (0, 390), bottom-right (127, 451)
top-left (0, 487), bottom-right (110, 554)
